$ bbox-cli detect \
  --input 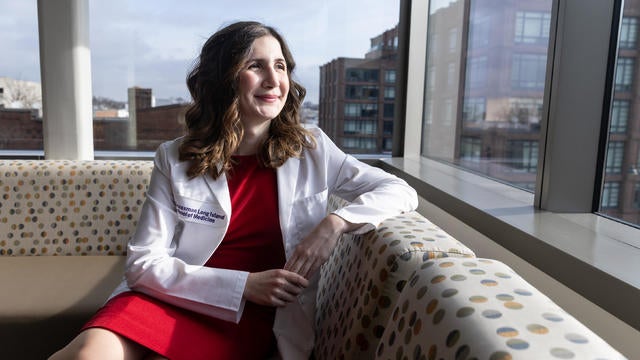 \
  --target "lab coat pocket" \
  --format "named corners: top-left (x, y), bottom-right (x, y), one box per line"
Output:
top-left (291, 188), bottom-right (328, 237)
top-left (174, 194), bottom-right (228, 228)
